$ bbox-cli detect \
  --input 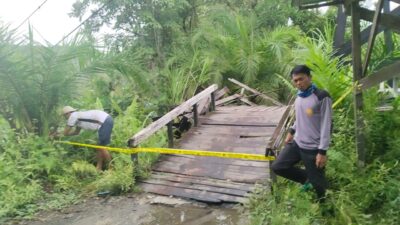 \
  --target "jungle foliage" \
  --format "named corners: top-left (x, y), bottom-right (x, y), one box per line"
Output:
top-left (0, 0), bottom-right (399, 224)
